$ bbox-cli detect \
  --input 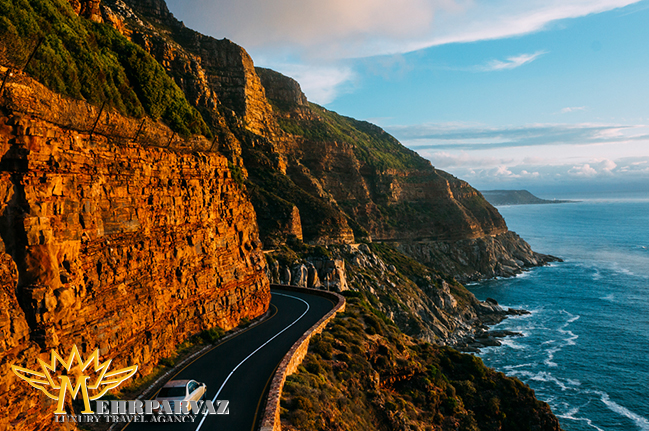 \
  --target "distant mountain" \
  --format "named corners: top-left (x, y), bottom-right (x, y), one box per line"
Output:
top-left (481, 190), bottom-right (574, 206)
